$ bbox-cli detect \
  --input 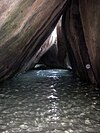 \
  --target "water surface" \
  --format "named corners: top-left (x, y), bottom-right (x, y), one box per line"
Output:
top-left (0, 69), bottom-right (100, 133)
